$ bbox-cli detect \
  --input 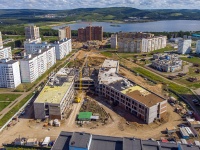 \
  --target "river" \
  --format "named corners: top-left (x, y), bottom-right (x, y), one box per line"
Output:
top-left (52, 20), bottom-right (200, 32)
